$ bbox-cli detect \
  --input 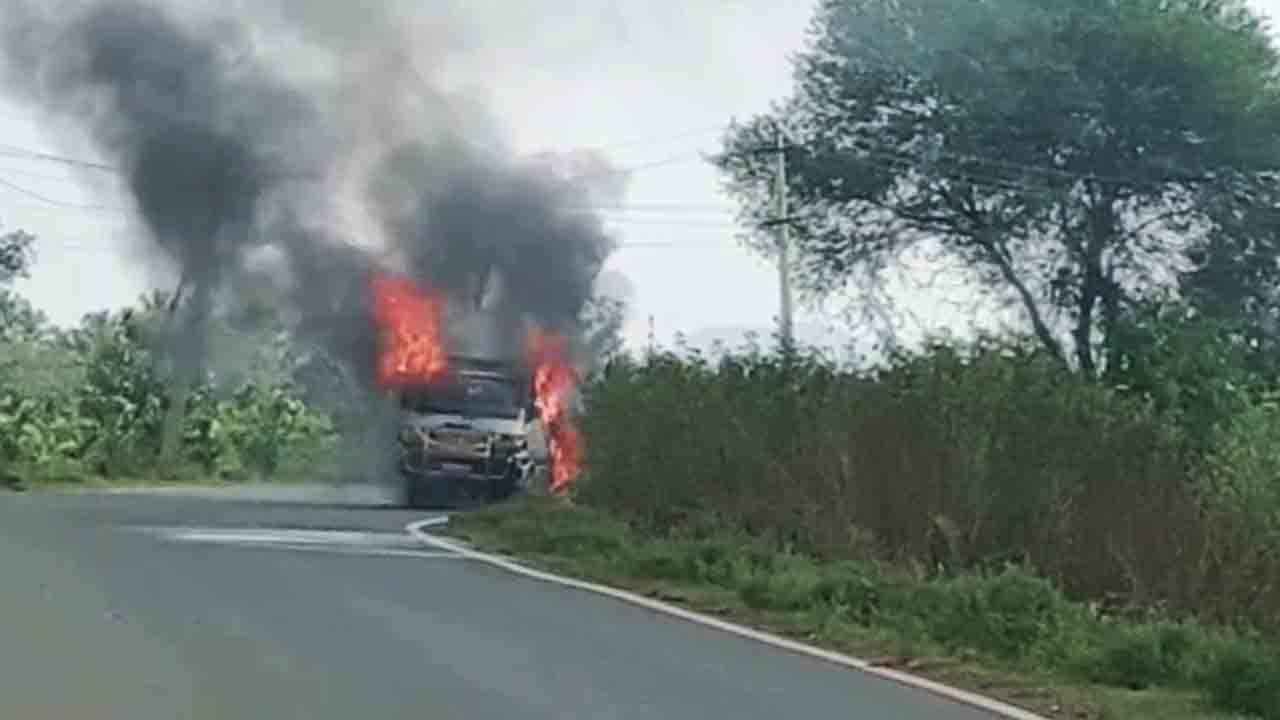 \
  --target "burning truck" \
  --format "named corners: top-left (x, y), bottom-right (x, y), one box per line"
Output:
top-left (372, 272), bottom-right (581, 508)
top-left (395, 355), bottom-right (541, 507)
